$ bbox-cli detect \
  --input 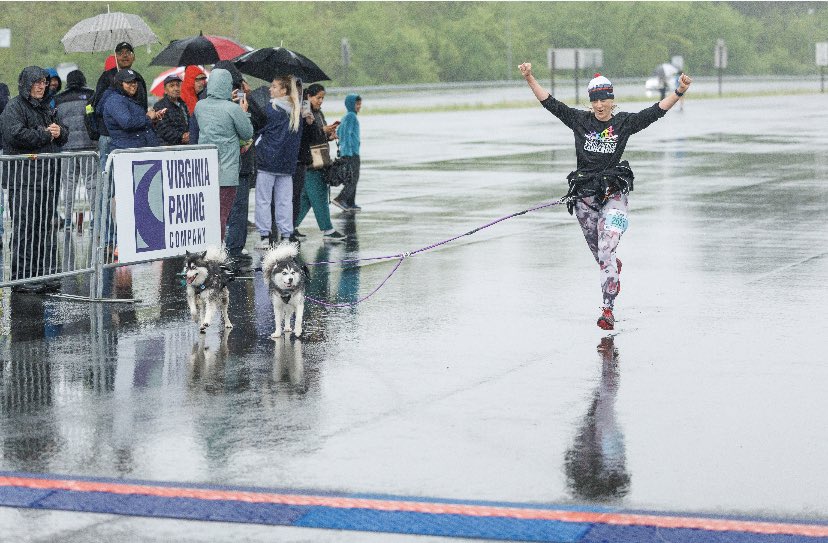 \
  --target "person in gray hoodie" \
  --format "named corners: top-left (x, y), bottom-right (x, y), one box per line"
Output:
top-left (55, 69), bottom-right (96, 230)
top-left (193, 68), bottom-right (254, 242)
